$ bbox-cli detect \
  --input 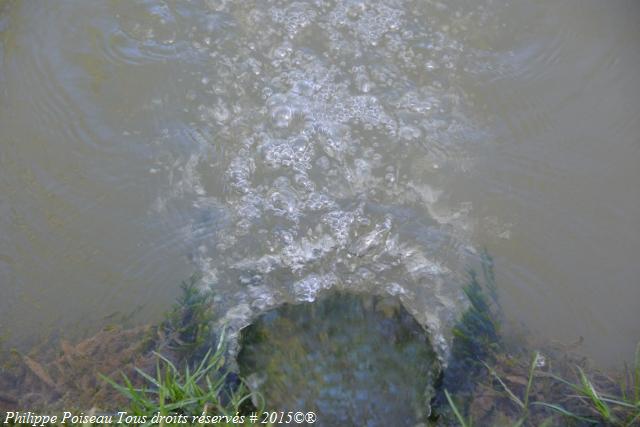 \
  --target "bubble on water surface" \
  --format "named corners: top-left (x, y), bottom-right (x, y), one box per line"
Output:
top-left (121, 0), bottom-right (484, 361)
top-left (271, 105), bottom-right (294, 128)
